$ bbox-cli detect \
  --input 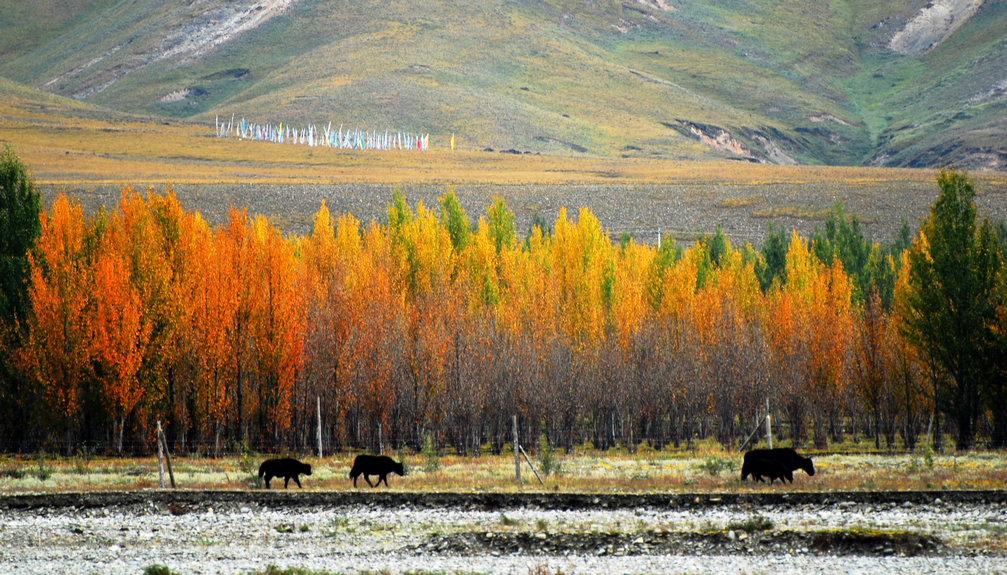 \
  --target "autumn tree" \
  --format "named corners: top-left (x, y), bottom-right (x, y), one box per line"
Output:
top-left (90, 223), bottom-right (150, 453)
top-left (19, 196), bottom-right (95, 450)
top-left (182, 215), bottom-right (239, 455)
top-left (248, 216), bottom-right (304, 446)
